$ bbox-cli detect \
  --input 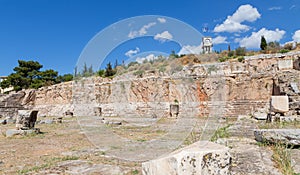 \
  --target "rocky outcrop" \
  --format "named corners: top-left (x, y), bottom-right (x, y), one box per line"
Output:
top-left (142, 141), bottom-right (231, 175)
